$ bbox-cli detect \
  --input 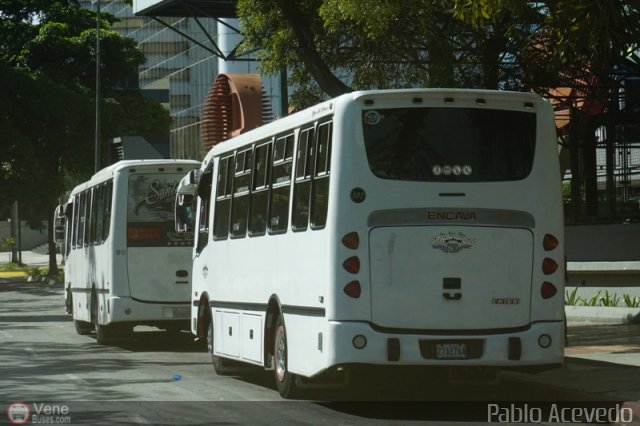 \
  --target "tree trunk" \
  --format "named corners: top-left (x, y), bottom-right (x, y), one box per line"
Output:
top-left (47, 203), bottom-right (59, 277)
